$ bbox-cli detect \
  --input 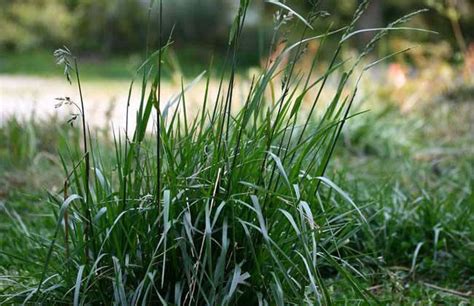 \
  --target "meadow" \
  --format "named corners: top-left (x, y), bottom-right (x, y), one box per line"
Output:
top-left (1, 1), bottom-right (473, 304)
